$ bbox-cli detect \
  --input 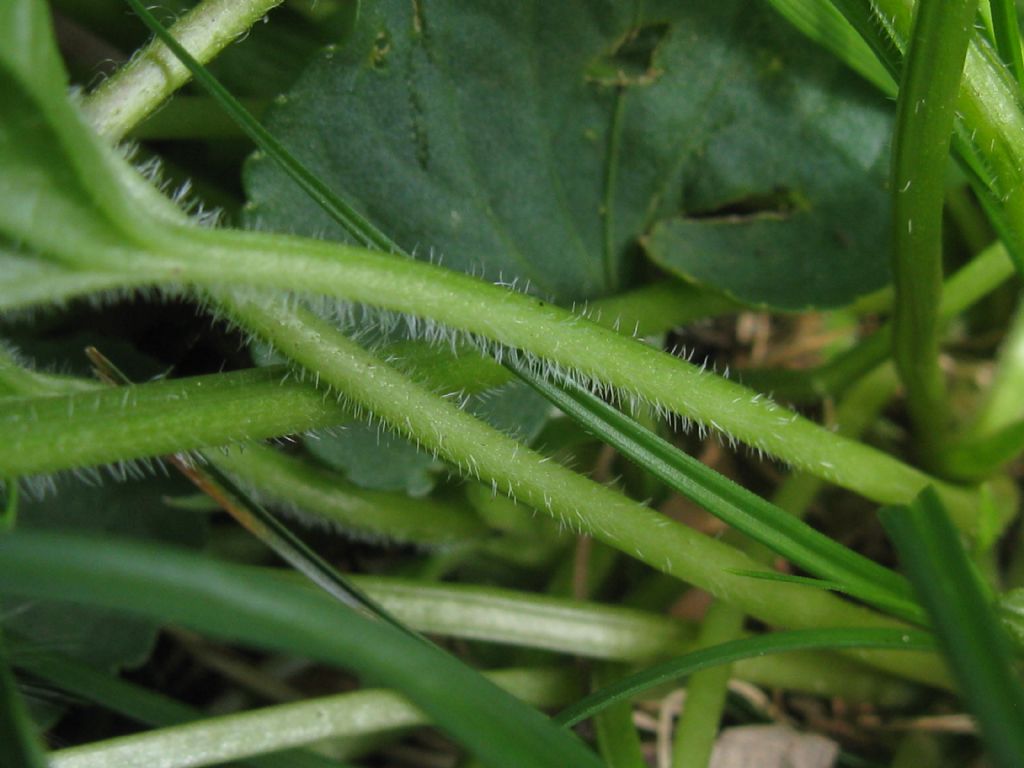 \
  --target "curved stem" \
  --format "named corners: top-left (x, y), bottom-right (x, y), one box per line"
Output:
top-left (148, 229), bottom-right (983, 531)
